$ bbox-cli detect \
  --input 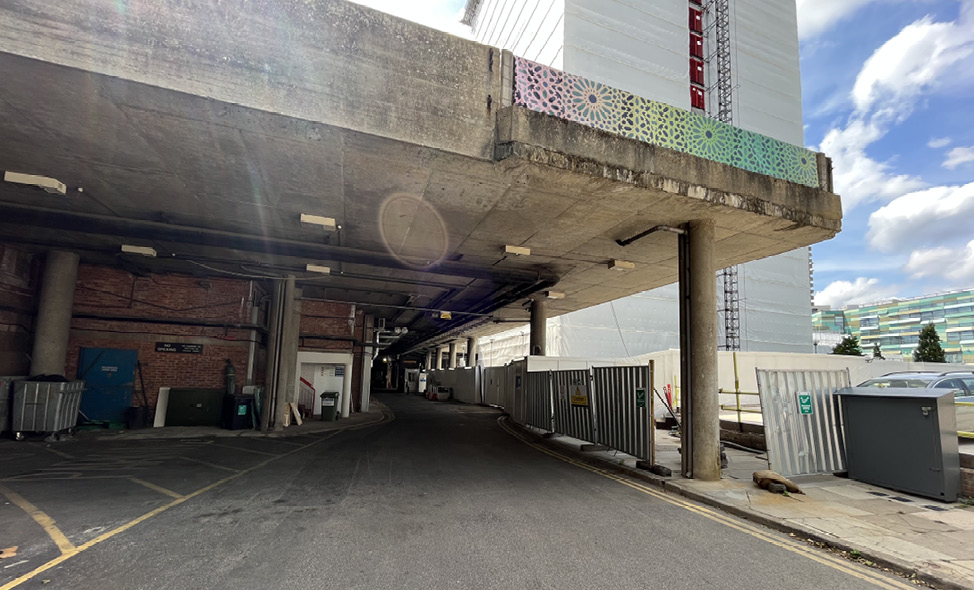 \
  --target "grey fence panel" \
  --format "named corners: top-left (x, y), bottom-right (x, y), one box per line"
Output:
top-left (593, 365), bottom-right (653, 461)
top-left (483, 367), bottom-right (505, 406)
top-left (756, 369), bottom-right (850, 477)
top-left (507, 360), bottom-right (528, 425)
top-left (525, 371), bottom-right (553, 431)
top-left (551, 369), bottom-right (595, 441)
